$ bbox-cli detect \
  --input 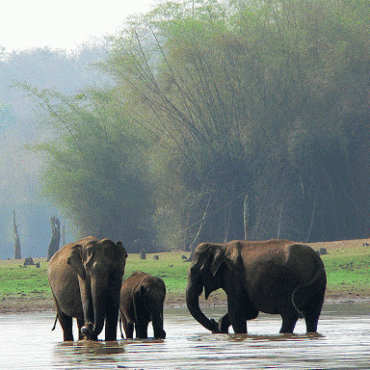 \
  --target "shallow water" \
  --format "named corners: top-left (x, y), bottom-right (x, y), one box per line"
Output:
top-left (0, 304), bottom-right (370, 369)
